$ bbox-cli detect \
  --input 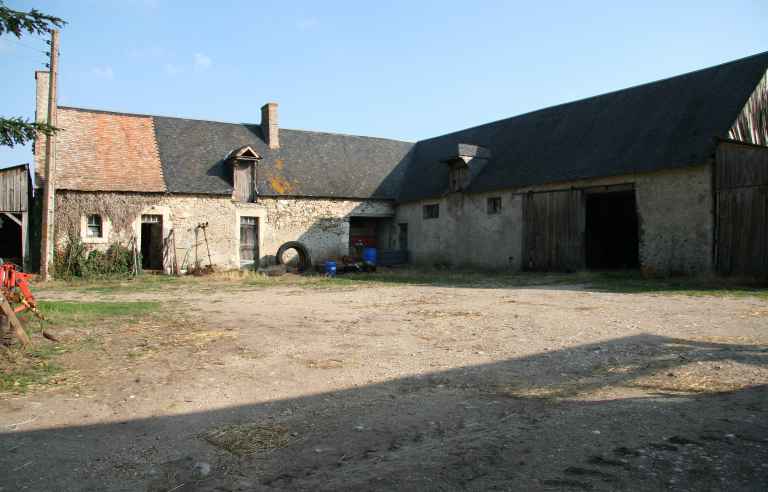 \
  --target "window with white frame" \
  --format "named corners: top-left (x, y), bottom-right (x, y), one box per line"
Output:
top-left (86, 214), bottom-right (103, 238)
